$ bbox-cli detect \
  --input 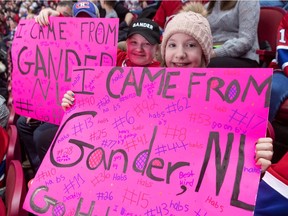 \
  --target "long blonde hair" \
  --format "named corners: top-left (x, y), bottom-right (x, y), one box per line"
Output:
top-left (180, 2), bottom-right (208, 17)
